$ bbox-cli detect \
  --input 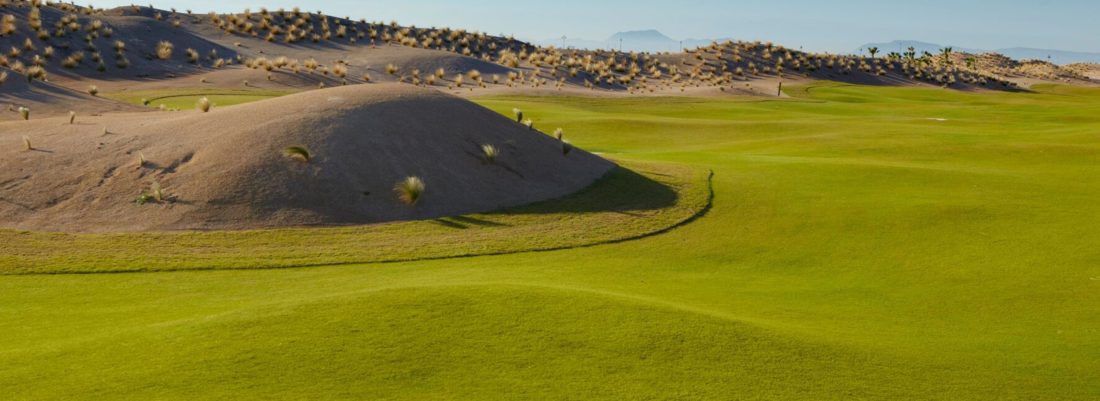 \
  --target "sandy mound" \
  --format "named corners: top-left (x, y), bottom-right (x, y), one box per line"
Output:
top-left (0, 83), bottom-right (614, 232)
